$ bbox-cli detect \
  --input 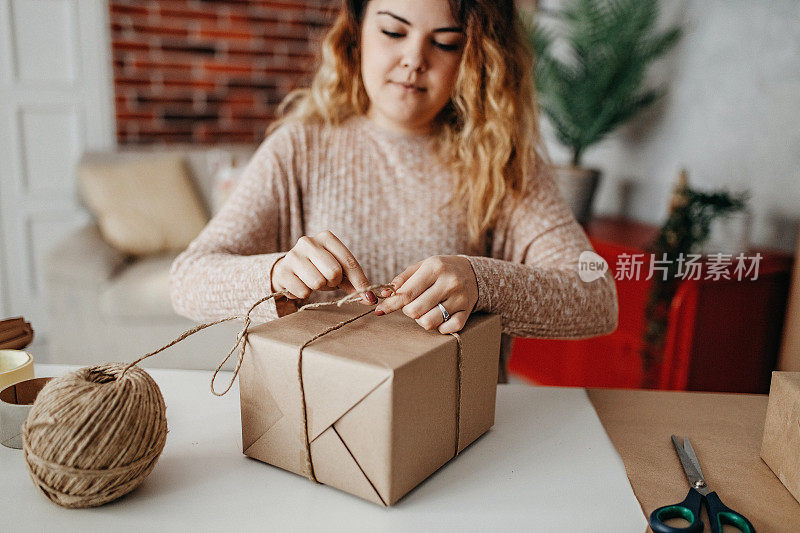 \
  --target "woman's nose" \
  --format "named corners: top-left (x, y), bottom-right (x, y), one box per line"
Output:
top-left (401, 40), bottom-right (427, 73)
